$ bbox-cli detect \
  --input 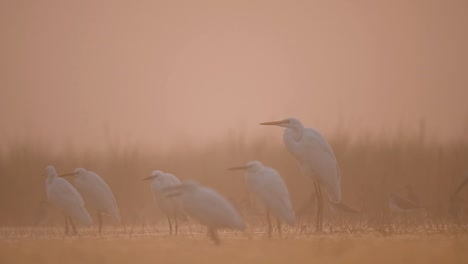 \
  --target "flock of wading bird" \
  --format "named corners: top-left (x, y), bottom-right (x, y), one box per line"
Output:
top-left (41, 118), bottom-right (468, 244)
